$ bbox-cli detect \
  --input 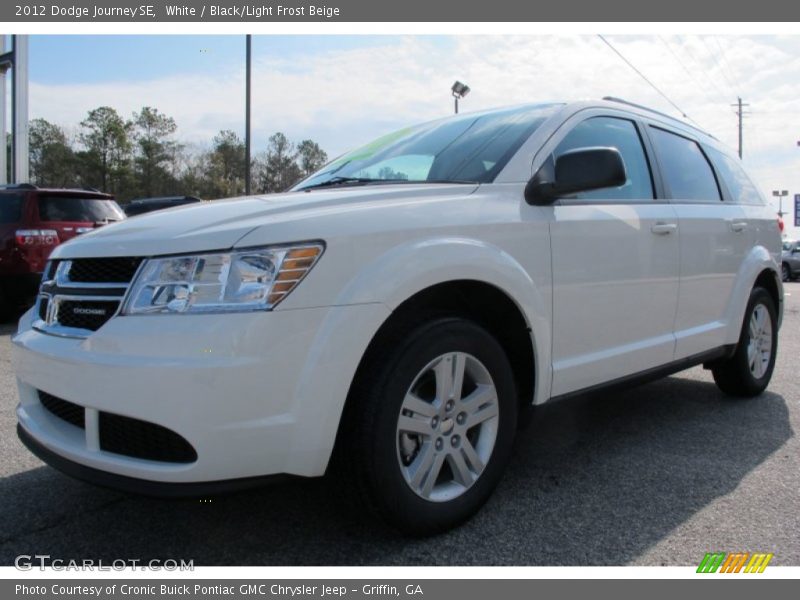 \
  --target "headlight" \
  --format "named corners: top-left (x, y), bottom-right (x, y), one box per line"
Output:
top-left (122, 243), bottom-right (323, 315)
